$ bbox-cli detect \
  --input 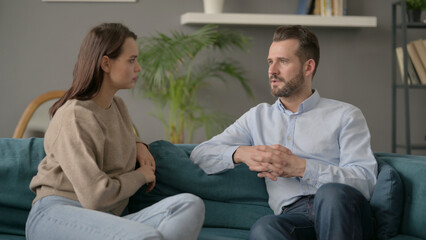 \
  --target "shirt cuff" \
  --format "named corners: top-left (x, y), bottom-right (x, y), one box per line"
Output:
top-left (223, 145), bottom-right (240, 168)
top-left (302, 159), bottom-right (320, 187)
top-left (135, 137), bottom-right (149, 149)
top-left (135, 136), bottom-right (144, 143)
